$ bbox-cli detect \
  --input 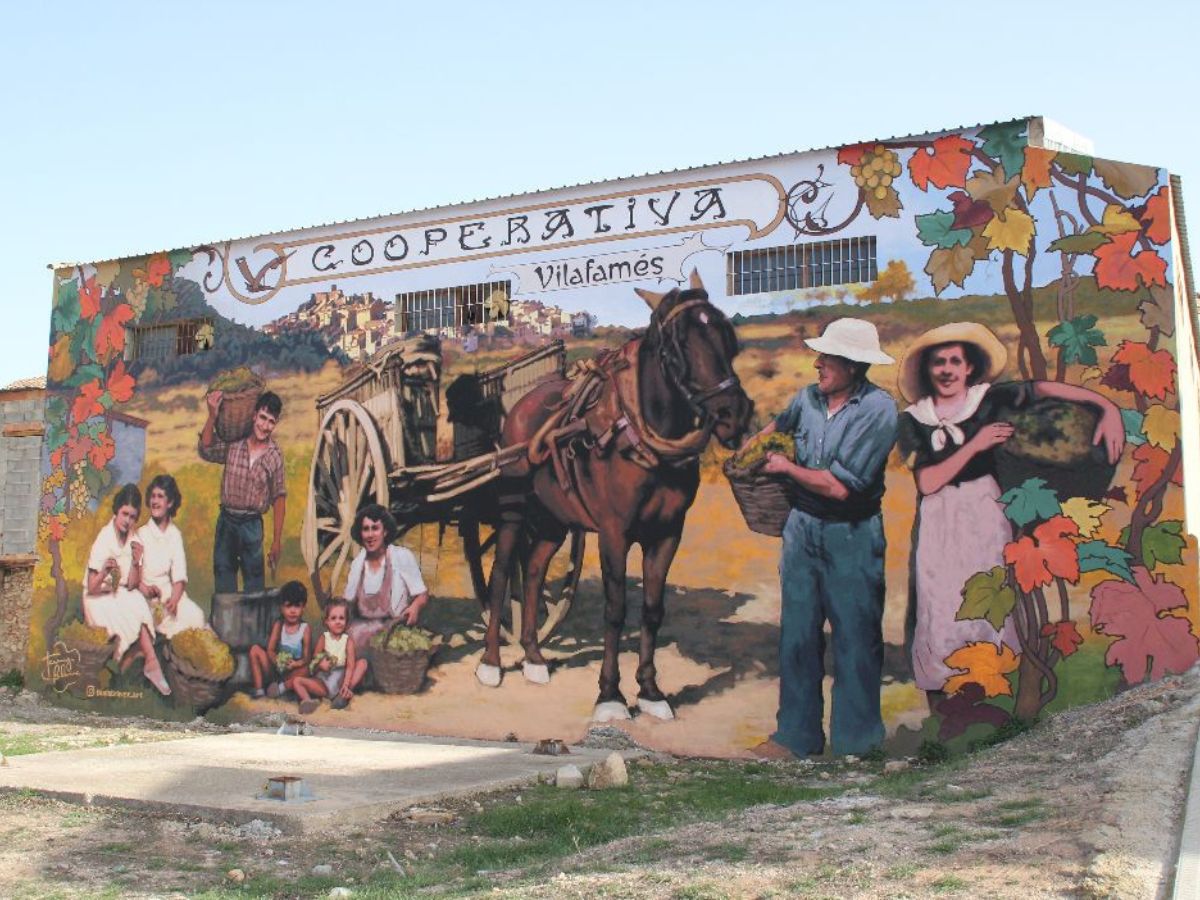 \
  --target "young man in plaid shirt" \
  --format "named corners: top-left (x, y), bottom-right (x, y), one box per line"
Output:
top-left (199, 391), bottom-right (287, 594)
